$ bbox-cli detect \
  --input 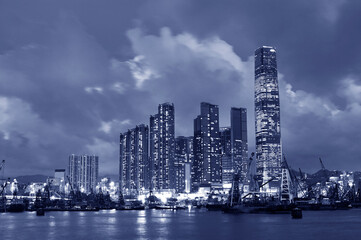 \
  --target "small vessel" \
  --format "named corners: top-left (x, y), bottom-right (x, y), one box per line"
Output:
top-left (7, 199), bottom-right (25, 213)
top-left (291, 208), bottom-right (302, 219)
top-left (206, 193), bottom-right (225, 211)
top-left (155, 205), bottom-right (177, 210)
top-left (36, 208), bottom-right (45, 216)
top-left (117, 200), bottom-right (145, 210)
